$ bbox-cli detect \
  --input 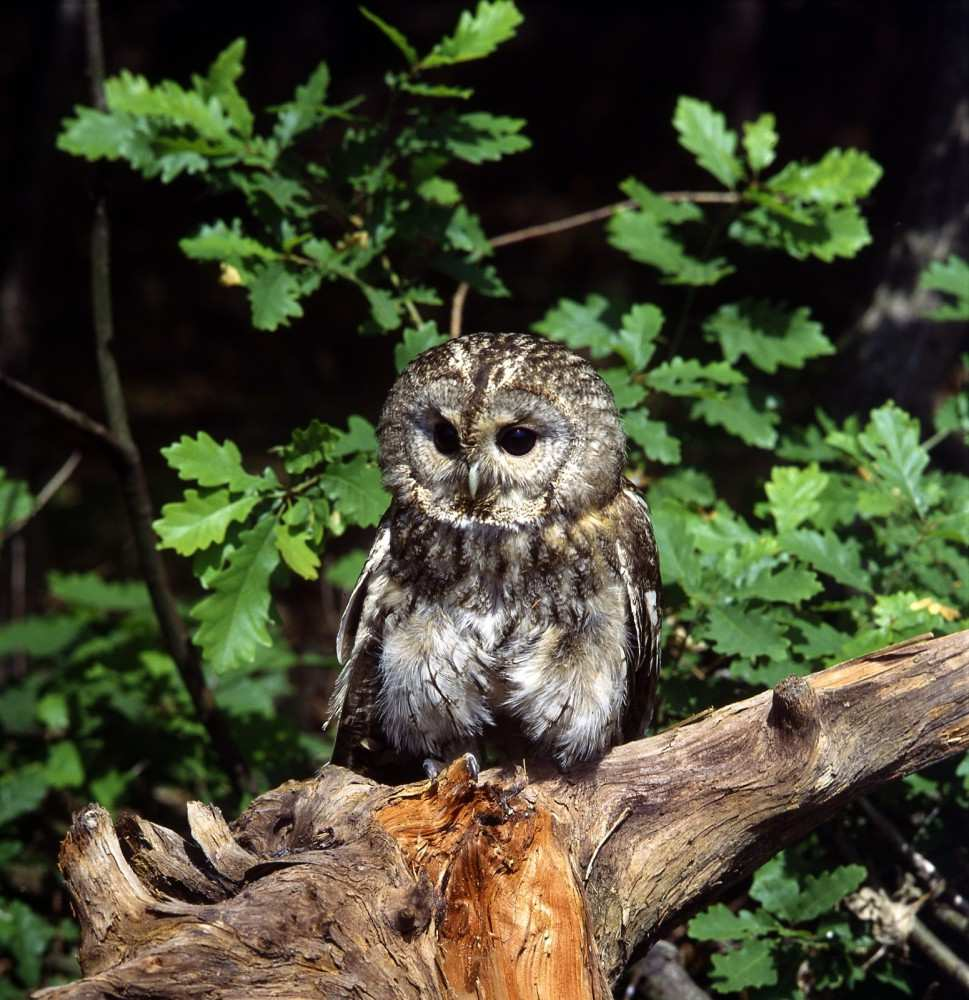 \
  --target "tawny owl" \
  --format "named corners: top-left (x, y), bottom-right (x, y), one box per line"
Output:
top-left (326, 332), bottom-right (661, 781)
